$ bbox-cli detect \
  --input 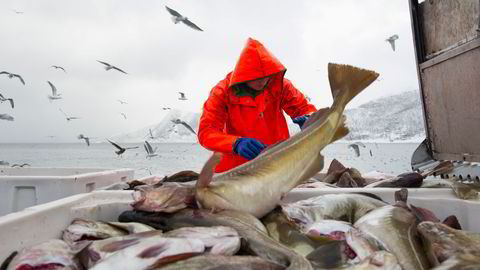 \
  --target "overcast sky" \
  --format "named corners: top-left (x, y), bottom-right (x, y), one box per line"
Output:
top-left (0, 0), bottom-right (419, 143)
